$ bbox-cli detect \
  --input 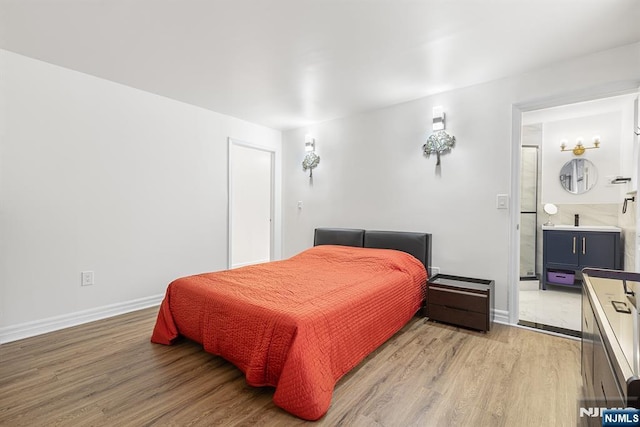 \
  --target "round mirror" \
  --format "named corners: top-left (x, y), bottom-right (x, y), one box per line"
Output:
top-left (559, 158), bottom-right (597, 194)
top-left (543, 203), bottom-right (558, 215)
top-left (543, 203), bottom-right (558, 226)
